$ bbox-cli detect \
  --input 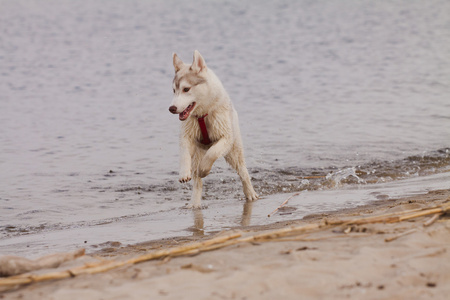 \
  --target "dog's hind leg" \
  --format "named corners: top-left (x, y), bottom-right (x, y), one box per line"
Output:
top-left (225, 144), bottom-right (259, 201)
